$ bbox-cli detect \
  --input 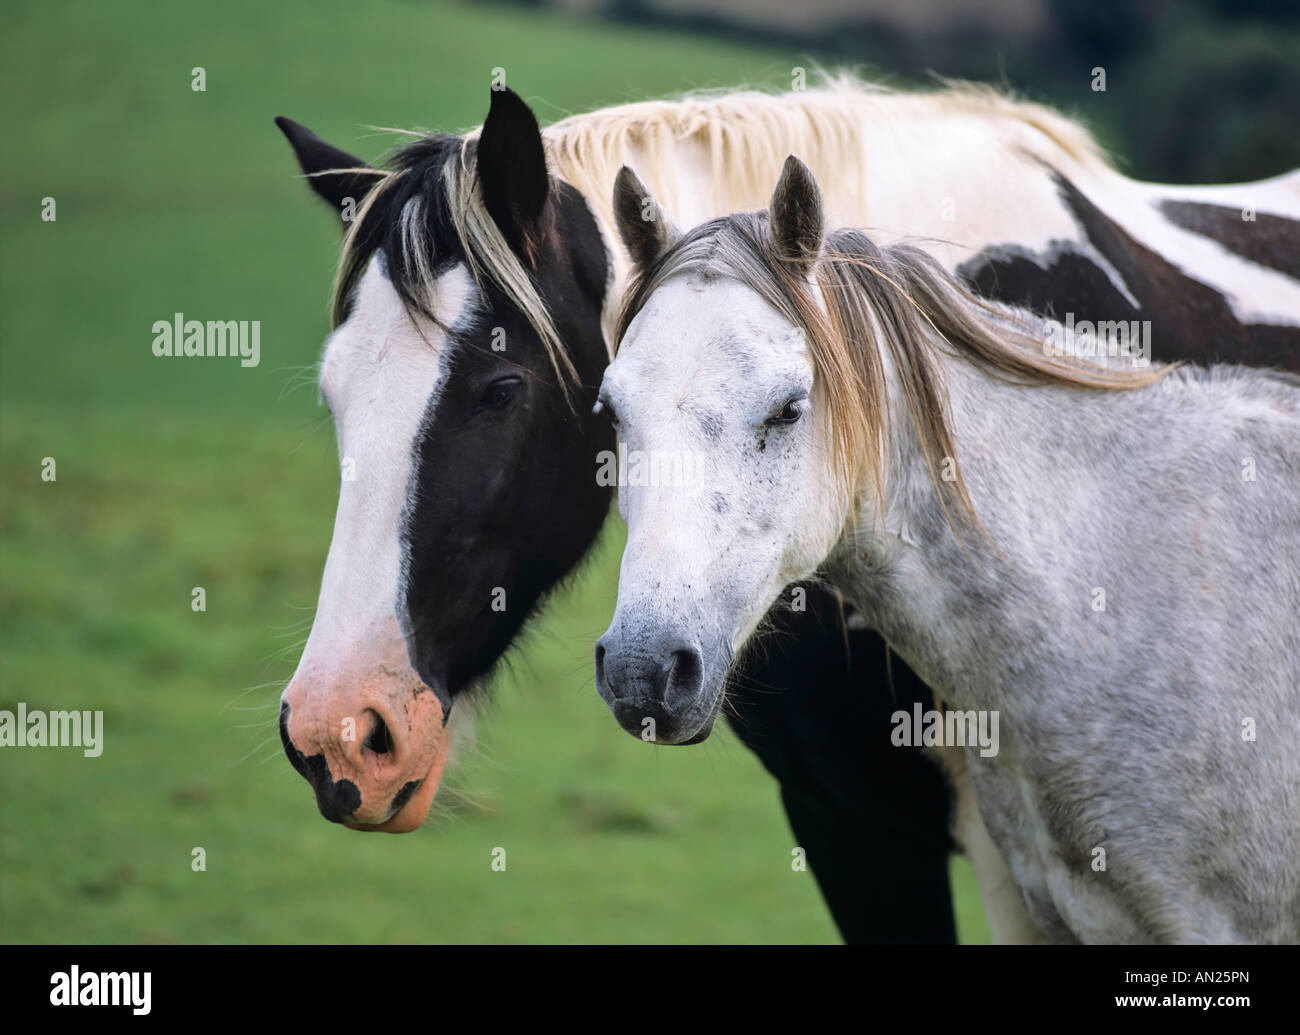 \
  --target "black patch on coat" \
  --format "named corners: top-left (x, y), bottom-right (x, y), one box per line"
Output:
top-left (388, 154), bottom-right (614, 703)
top-left (1159, 199), bottom-right (1300, 281)
top-left (959, 172), bottom-right (1300, 372)
top-left (725, 585), bottom-right (956, 944)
